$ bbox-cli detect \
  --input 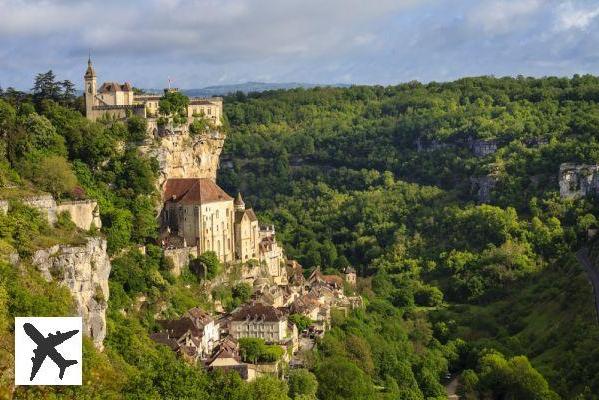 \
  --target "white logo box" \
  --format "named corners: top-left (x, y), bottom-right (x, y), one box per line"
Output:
top-left (15, 317), bottom-right (82, 386)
